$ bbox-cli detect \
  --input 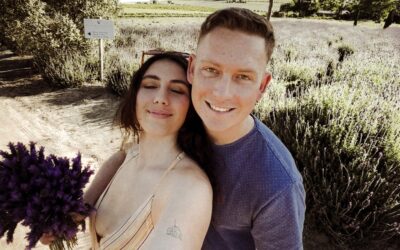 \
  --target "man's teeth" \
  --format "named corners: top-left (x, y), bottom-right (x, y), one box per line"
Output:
top-left (210, 104), bottom-right (231, 112)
